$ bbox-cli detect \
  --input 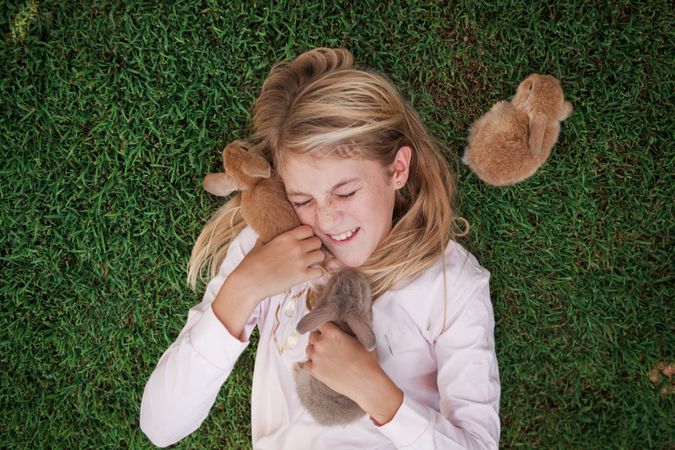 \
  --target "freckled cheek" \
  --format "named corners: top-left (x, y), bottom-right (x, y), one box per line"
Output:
top-left (366, 196), bottom-right (393, 230)
top-left (295, 208), bottom-right (315, 228)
